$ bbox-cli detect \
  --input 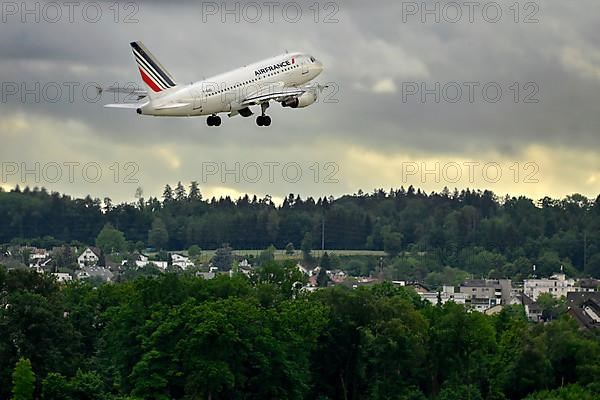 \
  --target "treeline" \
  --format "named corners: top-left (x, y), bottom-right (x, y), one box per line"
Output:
top-left (1, 266), bottom-right (600, 400)
top-left (1, 184), bottom-right (599, 278)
